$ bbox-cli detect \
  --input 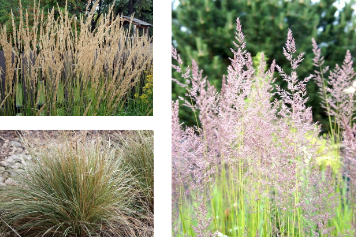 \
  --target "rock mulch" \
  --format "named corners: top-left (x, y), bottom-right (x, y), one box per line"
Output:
top-left (0, 130), bottom-right (129, 187)
top-left (0, 138), bottom-right (32, 187)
